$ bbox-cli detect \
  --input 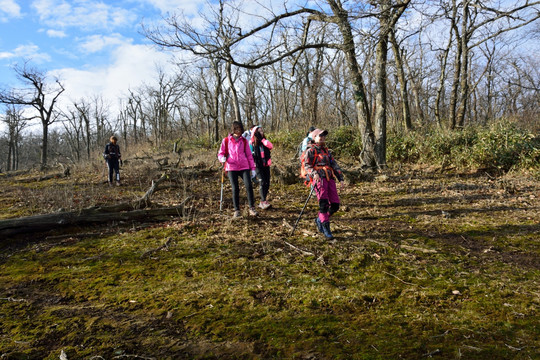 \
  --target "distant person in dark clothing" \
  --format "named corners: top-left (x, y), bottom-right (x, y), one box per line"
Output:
top-left (103, 136), bottom-right (122, 186)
